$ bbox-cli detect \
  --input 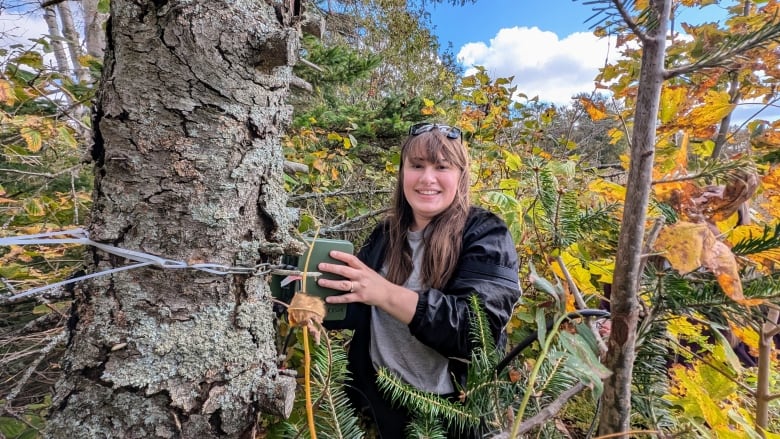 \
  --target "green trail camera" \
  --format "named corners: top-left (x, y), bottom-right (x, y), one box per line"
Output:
top-left (270, 237), bottom-right (354, 321)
